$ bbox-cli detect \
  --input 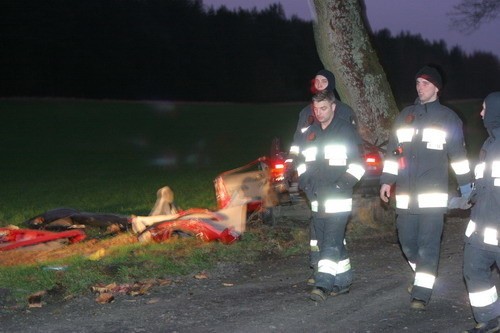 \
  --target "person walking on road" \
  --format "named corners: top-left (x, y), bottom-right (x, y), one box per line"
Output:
top-left (287, 69), bottom-right (359, 286)
top-left (294, 90), bottom-right (365, 301)
top-left (462, 92), bottom-right (500, 333)
top-left (379, 65), bottom-right (473, 310)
